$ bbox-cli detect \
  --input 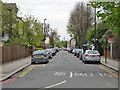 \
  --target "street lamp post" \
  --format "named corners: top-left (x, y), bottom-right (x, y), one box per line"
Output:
top-left (94, 5), bottom-right (97, 49)
top-left (43, 19), bottom-right (47, 48)
top-left (51, 29), bottom-right (54, 48)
